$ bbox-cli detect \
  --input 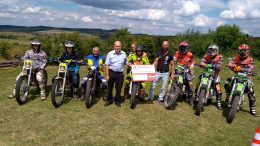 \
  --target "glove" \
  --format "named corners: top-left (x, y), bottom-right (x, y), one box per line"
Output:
top-left (234, 66), bottom-right (241, 72)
